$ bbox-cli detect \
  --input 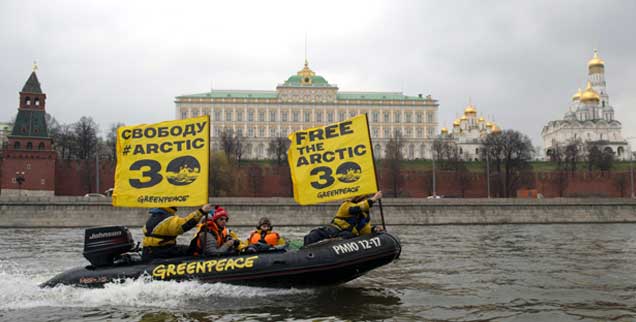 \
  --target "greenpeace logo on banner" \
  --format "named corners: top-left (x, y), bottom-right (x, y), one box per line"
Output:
top-left (112, 116), bottom-right (210, 208)
top-left (287, 114), bottom-right (378, 205)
